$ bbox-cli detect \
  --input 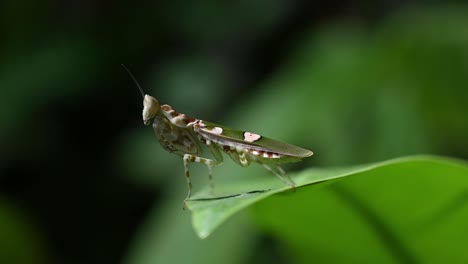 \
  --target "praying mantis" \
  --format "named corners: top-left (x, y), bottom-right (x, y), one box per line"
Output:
top-left (123, 65), bottom-right (313, 207)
